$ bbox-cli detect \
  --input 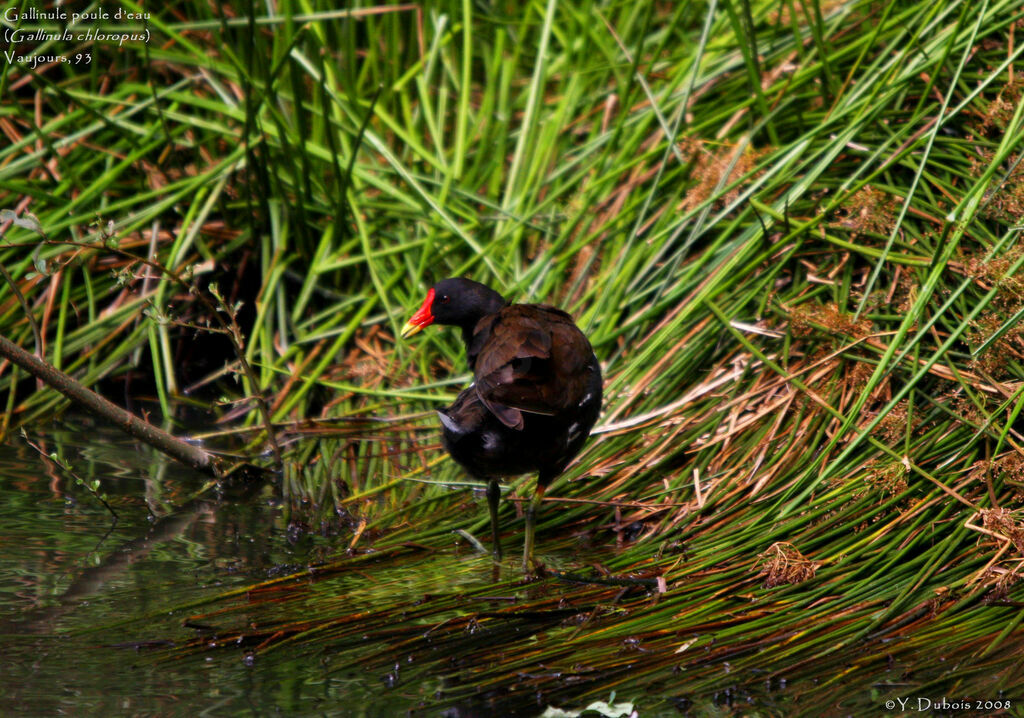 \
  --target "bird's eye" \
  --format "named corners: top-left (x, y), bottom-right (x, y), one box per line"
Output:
top-left (440, 295), bottom-right (450, 304)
